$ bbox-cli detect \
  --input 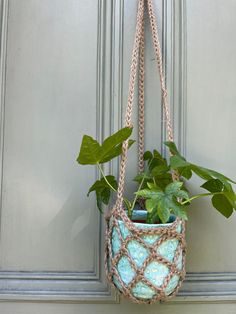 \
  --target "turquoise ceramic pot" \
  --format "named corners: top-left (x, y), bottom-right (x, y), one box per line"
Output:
top-left (110, 210), bottom-right (184, 300)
